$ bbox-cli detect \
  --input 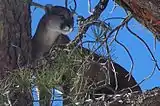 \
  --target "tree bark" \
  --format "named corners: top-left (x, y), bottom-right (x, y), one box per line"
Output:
top-left (0, 0), bottom-right (32, 105)
top-left (115, 0), bottom-right (160, 40)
